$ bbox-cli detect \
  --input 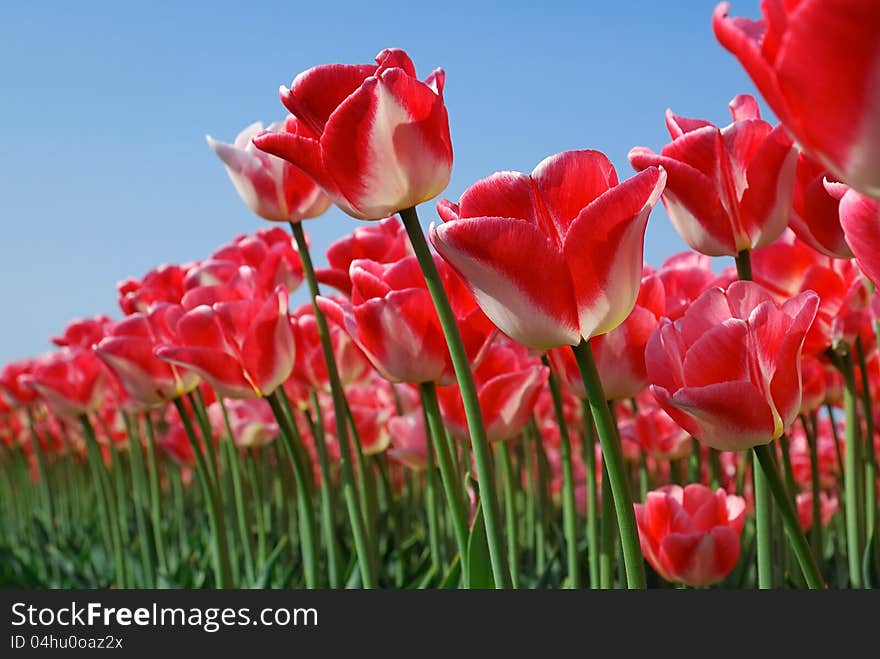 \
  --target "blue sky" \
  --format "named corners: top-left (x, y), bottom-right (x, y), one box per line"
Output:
top-left (0, 0), bottom-right (764, 364)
